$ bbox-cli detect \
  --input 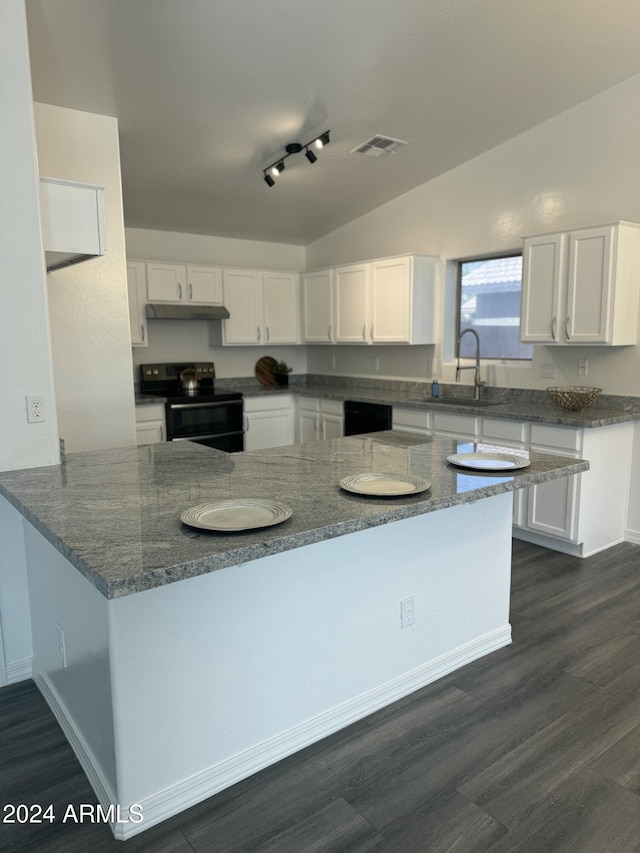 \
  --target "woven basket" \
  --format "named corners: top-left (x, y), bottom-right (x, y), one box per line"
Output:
top-left (546, 386), bottom-right (601, 411)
